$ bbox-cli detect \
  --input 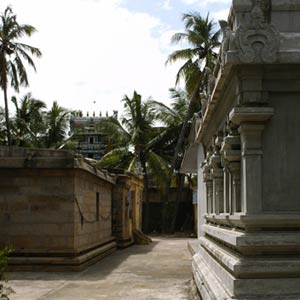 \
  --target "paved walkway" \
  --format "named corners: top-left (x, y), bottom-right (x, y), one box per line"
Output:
top-left (8, 236), bottom-right (193, 300)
